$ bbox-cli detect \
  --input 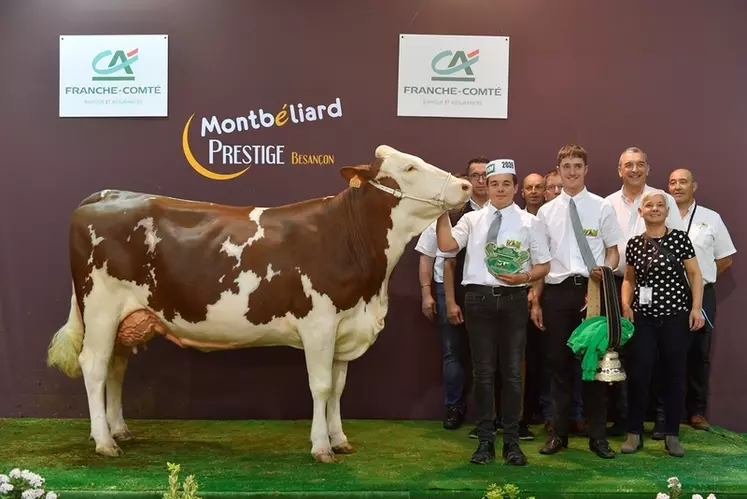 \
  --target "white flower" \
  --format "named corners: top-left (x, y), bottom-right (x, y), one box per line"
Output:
top-left (45, 492), bottom-right (58, 499)
top-left (0, 475), bottom-right (8, 484)
top-left (707, 495), bottom-right (717, 499)
top-left (21, 488), bottom-right (46, 499)
top-left (693, 495), bottom-right (704, 499)
top-left (668, 477), bottom-right (682, 490)
top-left (657, 494), bottom-right (670, 499)
top-left (20, 470), bottom-right (44, 488)
top-left (0, 483), bottom-right (14, 494)
top-left (9, 469), bottom-right (22, 479)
